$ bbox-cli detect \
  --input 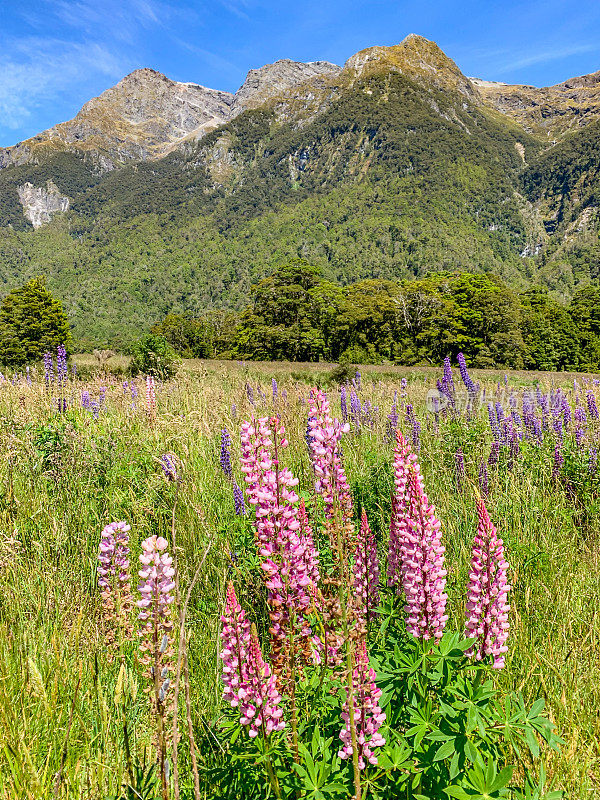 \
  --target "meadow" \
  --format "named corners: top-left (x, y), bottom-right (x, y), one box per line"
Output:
top-left (0, 356), bottom-right (598, 799)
